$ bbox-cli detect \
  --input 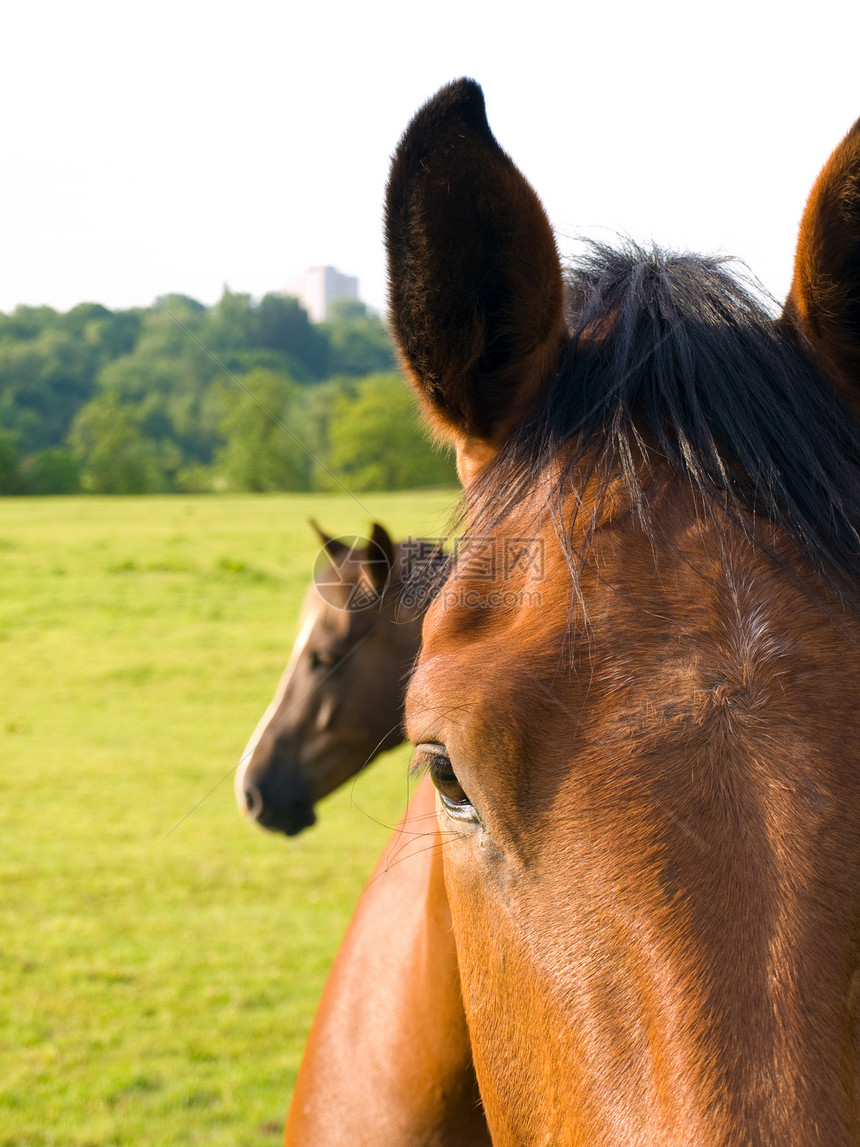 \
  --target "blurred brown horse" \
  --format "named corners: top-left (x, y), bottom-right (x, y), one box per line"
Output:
top-left (287, 81), bottom-right (860, 1145)
top-left (235, 522), bottom-right (432, 835)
